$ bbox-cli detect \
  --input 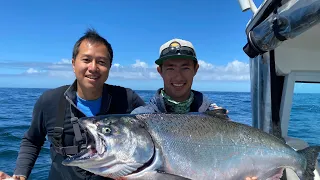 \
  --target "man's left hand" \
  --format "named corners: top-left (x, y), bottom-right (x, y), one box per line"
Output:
top-left (210, 103), bottom-right (229, 114)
